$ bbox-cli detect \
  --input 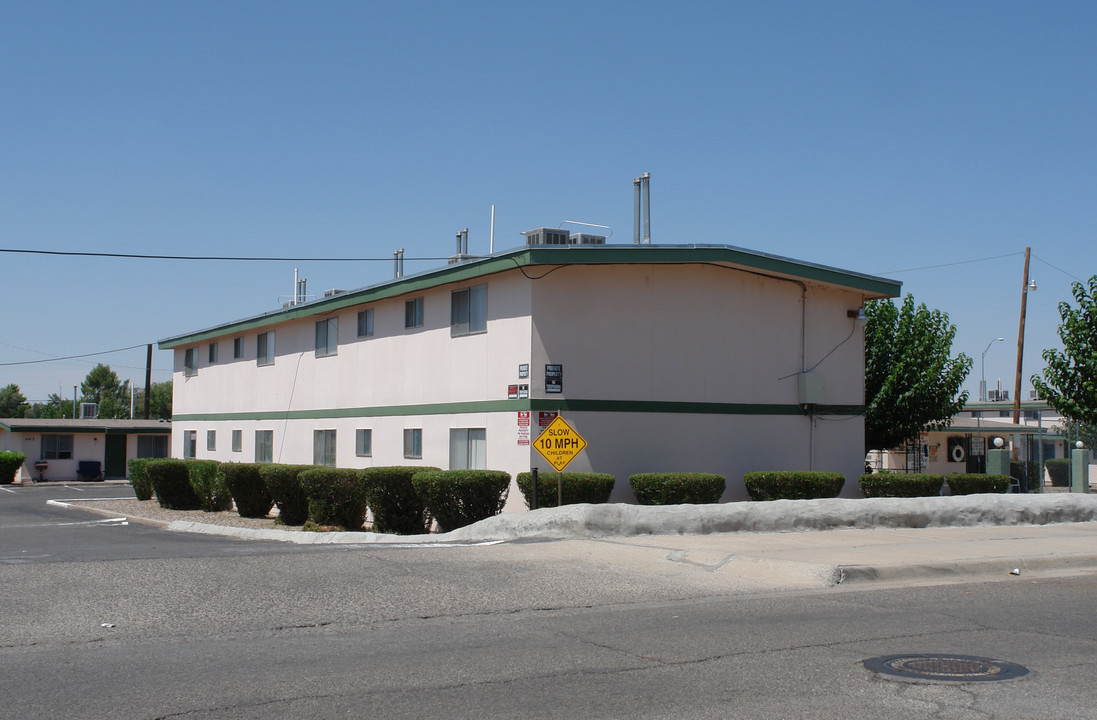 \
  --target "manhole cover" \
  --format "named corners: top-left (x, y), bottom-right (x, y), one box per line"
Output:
top-left (863, 654), bottom-right (1029, 683)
